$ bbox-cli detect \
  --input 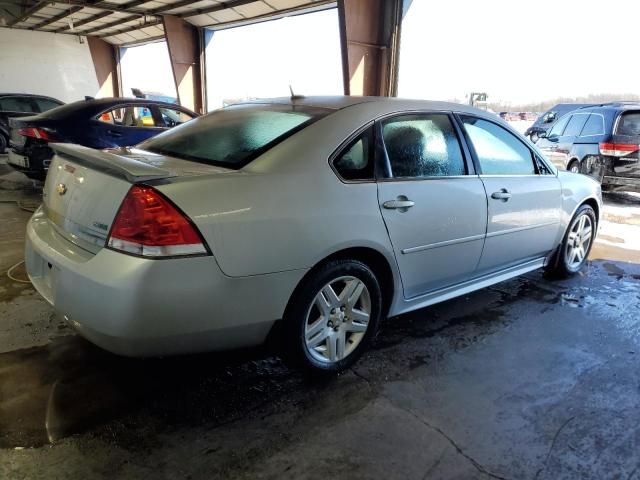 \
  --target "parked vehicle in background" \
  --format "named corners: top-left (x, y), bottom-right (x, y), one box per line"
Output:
top-left (525, 104), bottom-right (593, 143)
top-left (24, 96), bottom-right (601, 373)
top-left (0, 93), bottom-right (63, 153)
top-left (536, 102), bottom-right (640, 192)
top-left (8, 97), bottom-right (198, 180)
